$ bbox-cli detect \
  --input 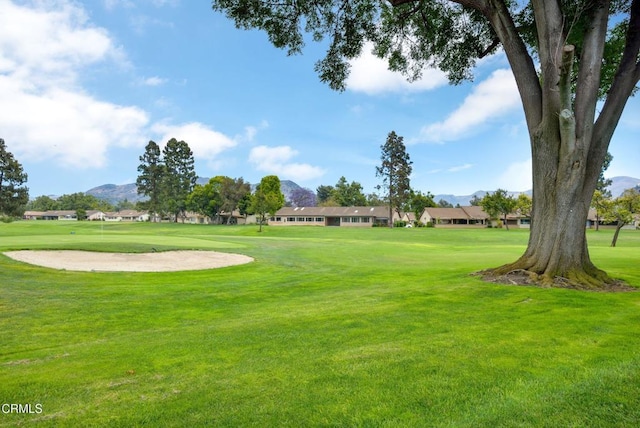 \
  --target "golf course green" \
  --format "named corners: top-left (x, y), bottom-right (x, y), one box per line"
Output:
top-left (1, 221), bottom-right (639, 426)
